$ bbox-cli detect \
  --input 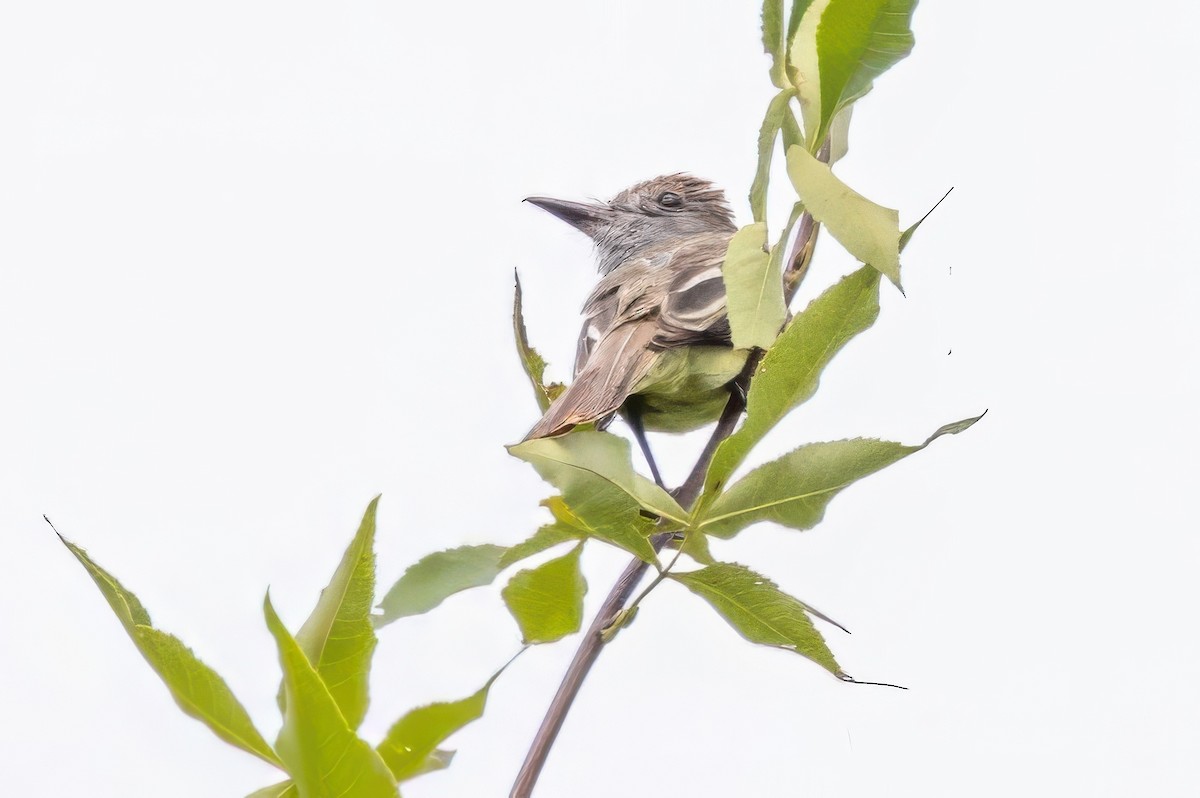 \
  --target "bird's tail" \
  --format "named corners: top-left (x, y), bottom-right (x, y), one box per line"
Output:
top-left (523, 322), bottom-right (658, 440)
